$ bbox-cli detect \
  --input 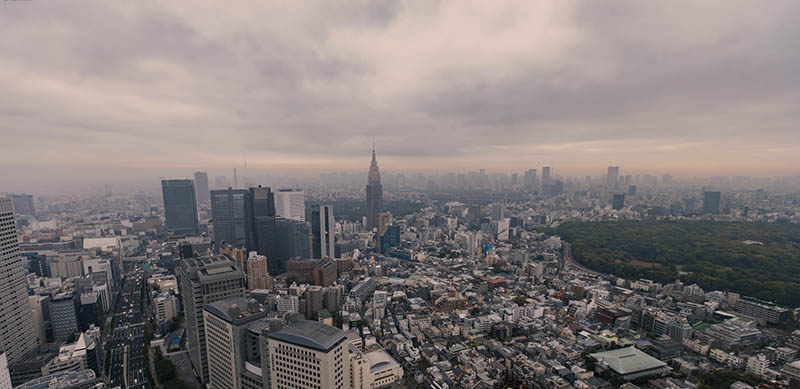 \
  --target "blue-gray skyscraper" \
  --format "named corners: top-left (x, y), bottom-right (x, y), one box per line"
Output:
top-left (194, 171), bottom-right (210, 204)
top-left (703, 191), bottom-right (721, 214)
top-left (244, 186), bottom-right (278, 272)
top-left (365, 147), bottom-right (383, 231)
top-left (161, 179), bottom-right (200, 236)
top-left (210, 188), bottom-right (248, 248)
